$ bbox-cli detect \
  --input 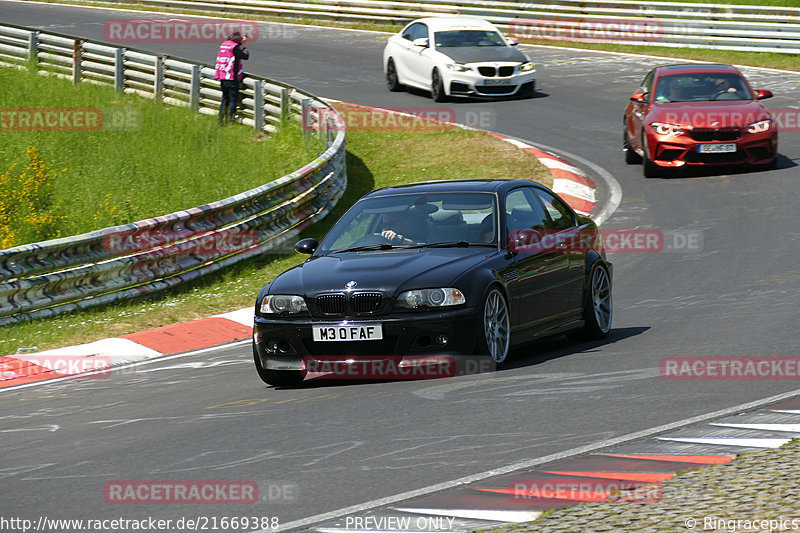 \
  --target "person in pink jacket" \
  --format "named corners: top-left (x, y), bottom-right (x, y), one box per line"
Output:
top-left (214, 30), bottom-right (250, 125)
